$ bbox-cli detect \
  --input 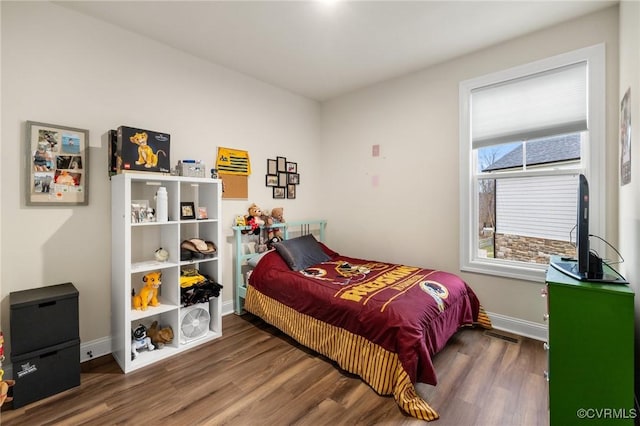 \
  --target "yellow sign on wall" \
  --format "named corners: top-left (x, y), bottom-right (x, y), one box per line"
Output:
top-left (216, 147), bottom-right (251, 175)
